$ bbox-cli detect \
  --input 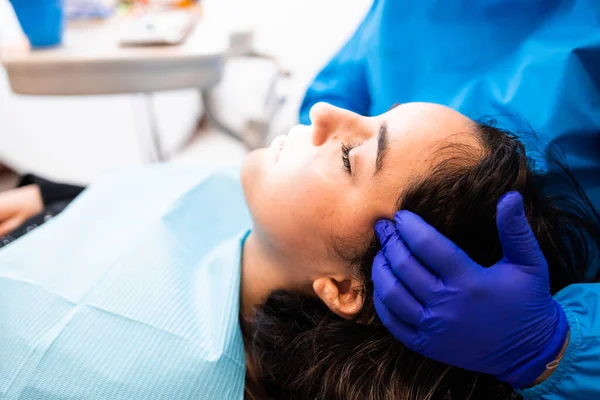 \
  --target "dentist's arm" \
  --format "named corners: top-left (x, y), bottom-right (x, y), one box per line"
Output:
top-left (299, 1), bottom-right (380, 123)
top-left (519, 283), bottom-right (600, 400)
top-left (373, 192), bottom-right (600, 398)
